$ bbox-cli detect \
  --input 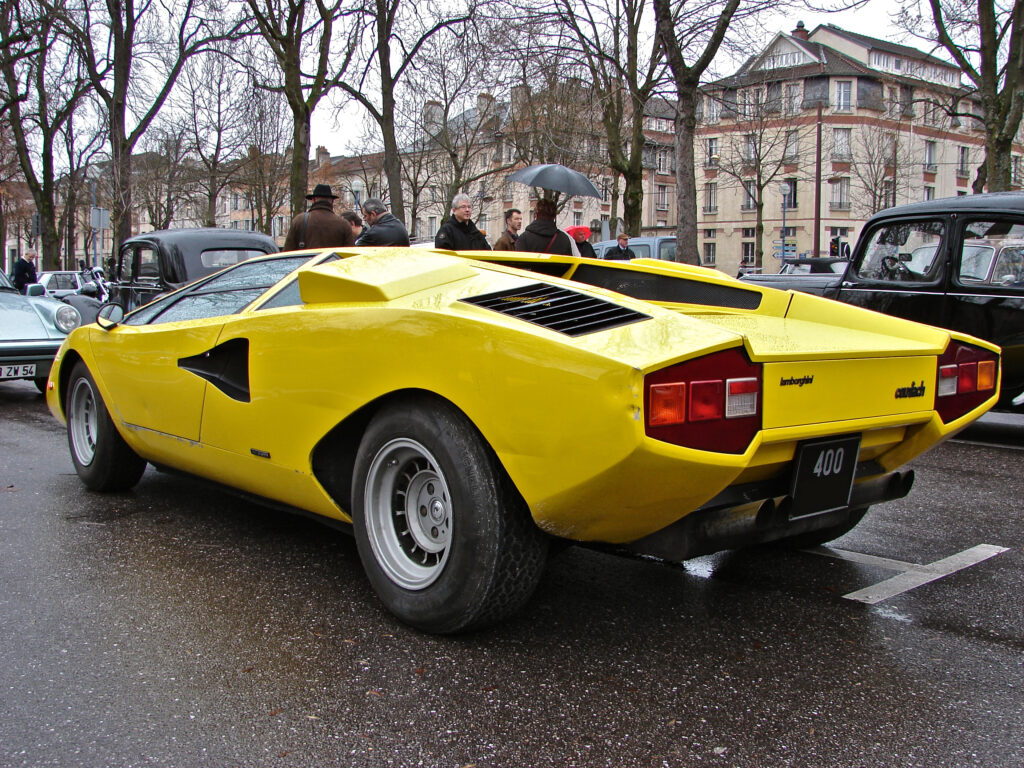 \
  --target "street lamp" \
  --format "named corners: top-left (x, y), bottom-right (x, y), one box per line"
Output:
top-left (779, 181), bottom-right (791, 266)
